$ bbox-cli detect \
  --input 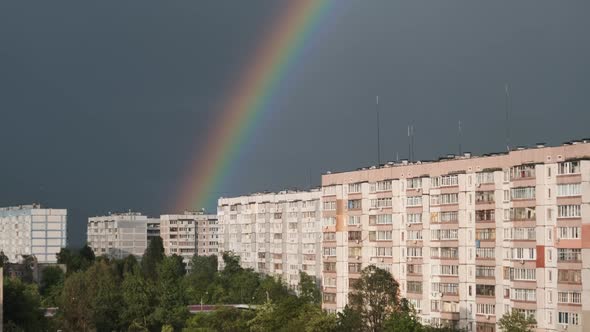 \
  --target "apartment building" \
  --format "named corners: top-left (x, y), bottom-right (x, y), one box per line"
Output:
top-left (0, 204), bottom-right (67, 263)
top-left (147, 218), bottom-right (161, 245)
top-left (87, 212), bottom-right (150, 259)
top-left (160, 211), bottom-right (218, 266)
top-left (218, 189), bottom-right (322, 288)
top-left (321, 141), bottom-right (590, 332)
